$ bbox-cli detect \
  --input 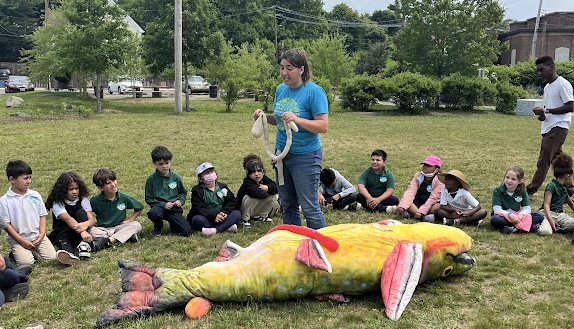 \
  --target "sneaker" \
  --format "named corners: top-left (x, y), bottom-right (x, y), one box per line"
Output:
top-left (2, 282), bottom-right (29, 302)
top-left (342, 205), bottom-right (350, 211)
top-left (530, 223), bottom-right (540, 233)
top-left (77, 242), bottom-right (91, 259)
top-left (91, 237), bottom-right (111, 252)
top-left (476, 219), bottom-right (484, 228)
top-left (386, 205), bottom-right (398, 214)
top-left (443, 218), bottom-right (455, 226)
top-left (15, 264), bottom-right (32, 276)
top-left (127, 234), bottom-right (139, 243)
top-left (151, 227), bottom-right (162, 237)
top-left (402, 211), bottom-right (411, 219)
top-left (424, 214), bottom-right (435, 223)
top-left (356, 203), bottom-right (362, 210)
top-left (262, 217), bottom-right (273, 222)
top-left (56, 250), bottom-right (81, 266)
top-left (503, 226), bottom-right (519, 234)
top-left (242, 220), bottom-right (252, 229)
top-left (201, 227), bottom-right (217, 236)
top-left (226, 224), bottom-right (238, 233)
